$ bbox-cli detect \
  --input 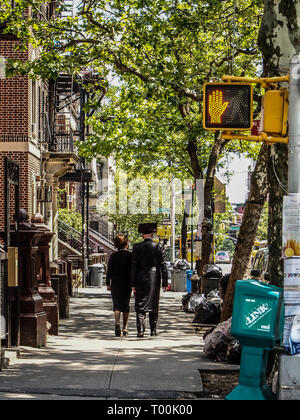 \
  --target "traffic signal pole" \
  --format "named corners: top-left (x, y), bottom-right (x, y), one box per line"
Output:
top-left (171, 175), bottom-right (176, 264)
top-left (288, 55), bottom-right (300, 194)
